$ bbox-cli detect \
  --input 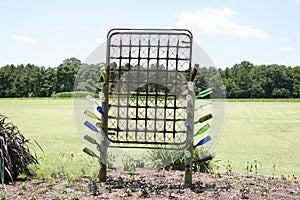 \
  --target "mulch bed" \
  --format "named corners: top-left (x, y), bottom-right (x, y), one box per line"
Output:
top-left (1, 168), bottom-right (299, 199)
